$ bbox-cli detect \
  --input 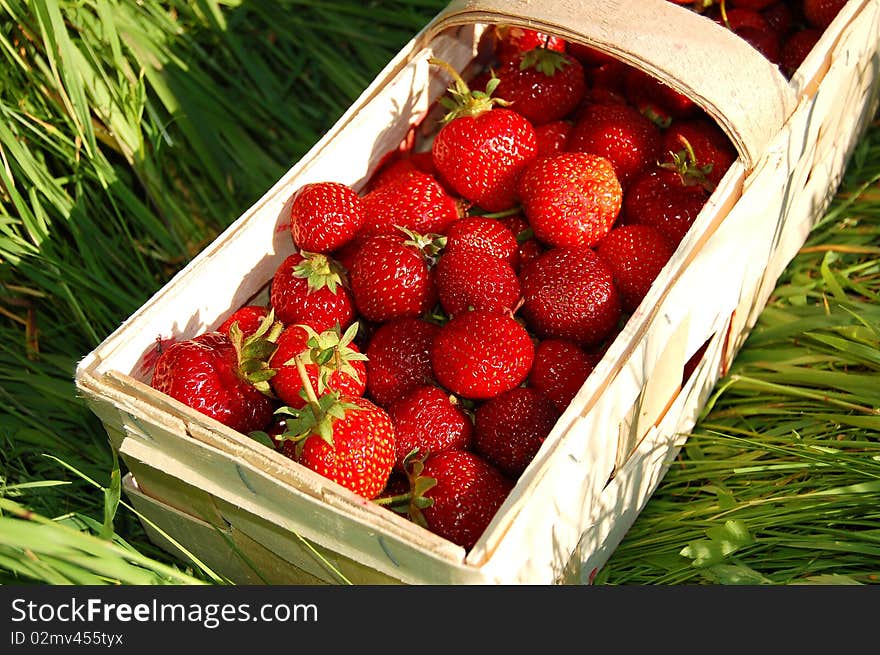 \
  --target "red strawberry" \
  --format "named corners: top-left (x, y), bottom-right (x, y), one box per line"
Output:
top-left (268, 323), bottom-right (367, 409)
top-left (358, 169), bottom-right (462, 241)
top-left (734, 25), bottom-right (782, 64)
top-left (473, 387), bottom-right (559, 478)
top-left (348, 230), bottom-right (441, 323)
top-left (491, 48), bottom-right (586, 125)
top-left (431, 309), bottom-right (535, 400)
top-left (567, 102), bottom-right (663, 186)
top-left (270, 251), bottom-right (355, 332)
top-left (586, 60), bottom-right (630, 106)
top-left (430, 59), bottom-right (538, 212)
top-left (417, 449), bottom-right (514, 550)
top-left (803, 0), bottom-right (846, 29)
top-left (279, 393), bottom-right (395, 500)
top-left (622, 167), bottom-right (710, 246)
top-left (661, 117), bottom-right (737, 189)
top-left (567, 42), bottom-right (618, 67)
top-left (494, 25), bottom-right (567, 63)
top-left (388, 385), bottom-right (473, 468)
top-left (367, 151), bottom-right (438, 191)
top-left (516, 151), bottom-right (622, 248)
top-left (520, 246), bottom-right (622, 347)
top-left (596, 224), bottom-right (675, 313)
top-left (761, 1), bottom-right (796, 36)
top-left (528, 338), bottom-right (601, 413)
top-left (288, 181), bottom-right (365, 253)
top-left (534, 120), bottom-right (573, 157)
top-left (779, 28), bottom-right (822, 78)
top-left (435, 248), bottom-right (521, 318)
top-left (217, 305), bottom-right (270, 338)
top-left (496, 213), bottom-right (545, 273)
top-left (729, 0), bottom-right (777, 9)
top-left (364, 317), bottom-right (440, 408)
top-left (715, 7), bottom-right (771, 32)
top-left (623, 67), bottom-right (698, 126)
top-left (151, 329), bottom-right (277, 435)
top-left (443, 216), bottom-right (520, 268)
